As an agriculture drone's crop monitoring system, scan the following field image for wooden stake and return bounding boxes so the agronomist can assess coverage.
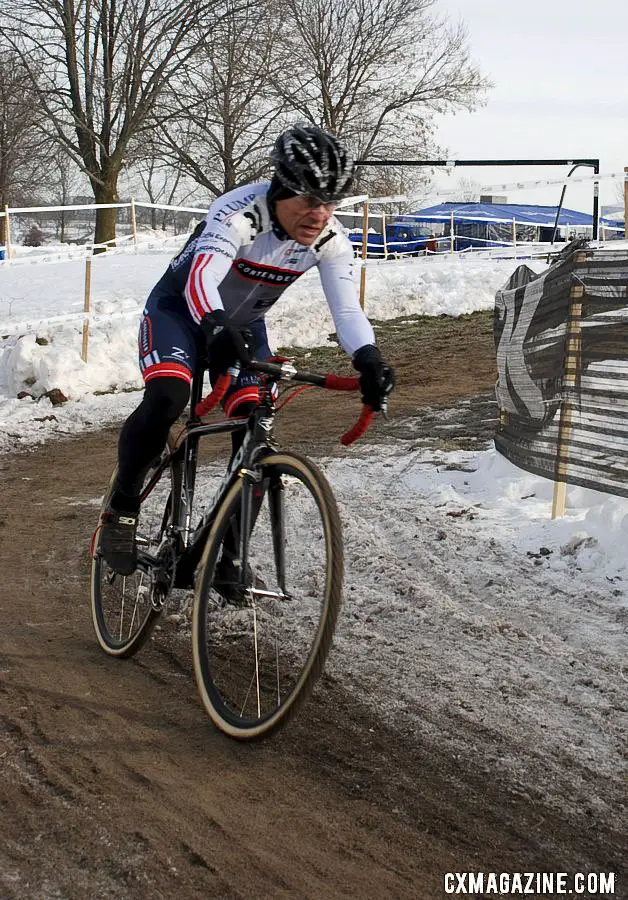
[551,280,584,518]
[624,167,628,238]
[130,197,138,246]
[381,211,388,260]
[4,205,12,259]
[81,257,92,362]
[359,200,369,310]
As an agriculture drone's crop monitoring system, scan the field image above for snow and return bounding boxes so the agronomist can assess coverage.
[1,239,626,810]
[0,242,533,448]
[165,443,627,815]
[326,445,627,811]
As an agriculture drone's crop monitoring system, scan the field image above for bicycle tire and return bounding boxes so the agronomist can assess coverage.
[90,444,184,658]
[192,450,343,740]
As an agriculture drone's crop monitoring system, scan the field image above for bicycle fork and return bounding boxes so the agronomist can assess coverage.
[237,468,287,596]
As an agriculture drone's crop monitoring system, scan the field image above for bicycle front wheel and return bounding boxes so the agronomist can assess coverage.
[192,451,343,740]
[91,454,182,658]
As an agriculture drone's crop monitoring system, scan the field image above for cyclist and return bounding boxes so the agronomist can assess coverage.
[100,123,395,575]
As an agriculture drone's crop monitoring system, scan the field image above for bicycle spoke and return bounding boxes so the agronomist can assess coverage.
[193,452,343,739]
[252,603,261,719]
[92,459,184,658]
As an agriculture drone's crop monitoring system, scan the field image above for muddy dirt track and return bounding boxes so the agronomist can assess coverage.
[1,313,625,898]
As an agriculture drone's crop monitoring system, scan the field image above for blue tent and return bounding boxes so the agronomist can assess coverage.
[345,201,625,257]
[383,201,624,253]
[397,201,623,231]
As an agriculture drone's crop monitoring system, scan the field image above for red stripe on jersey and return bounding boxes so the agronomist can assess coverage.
[142,362,192,384]
[224,386,261,418]
[186,253,214,321]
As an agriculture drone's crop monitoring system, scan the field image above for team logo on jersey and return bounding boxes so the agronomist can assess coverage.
[170,346,189,362]
[139,315,153,354]
[213,193,257,223]
[233,258,302,285]
[198,230,239,253]
[169,220,205,270]
[282,244,308,265]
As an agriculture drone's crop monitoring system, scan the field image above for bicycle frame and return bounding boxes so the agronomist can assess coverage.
[135,368,279,591]
[130,355,372,598]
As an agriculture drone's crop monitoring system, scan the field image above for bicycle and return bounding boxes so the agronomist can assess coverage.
[90,358,375,740]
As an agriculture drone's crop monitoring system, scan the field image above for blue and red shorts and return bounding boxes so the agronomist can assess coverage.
[137,298,273,418]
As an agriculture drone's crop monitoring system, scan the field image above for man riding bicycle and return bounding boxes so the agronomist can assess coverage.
[100,124,395,576]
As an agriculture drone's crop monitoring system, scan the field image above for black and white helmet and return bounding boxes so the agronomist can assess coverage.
[270,124,355,203]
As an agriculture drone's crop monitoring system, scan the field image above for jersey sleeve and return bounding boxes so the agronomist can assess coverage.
[183,208,249,324]
[317,232,375,356]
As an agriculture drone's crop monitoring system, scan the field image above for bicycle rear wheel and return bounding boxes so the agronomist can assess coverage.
[192,451,343,740]
[90,452,183,658]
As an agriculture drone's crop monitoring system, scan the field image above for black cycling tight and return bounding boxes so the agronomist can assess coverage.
[113,376,251,509]
[115,377,190,502]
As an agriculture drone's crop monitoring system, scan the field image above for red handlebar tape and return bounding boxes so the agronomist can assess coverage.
[194,372,232,417]
[324,374,360,391]
[341,406,375,446]
[194,369,373,445]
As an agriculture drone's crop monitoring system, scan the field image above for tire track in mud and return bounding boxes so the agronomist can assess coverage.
[1,313,625,897]
[2,427,625,899]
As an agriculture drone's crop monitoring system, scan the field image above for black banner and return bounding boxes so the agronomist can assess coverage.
[494,240,628,497]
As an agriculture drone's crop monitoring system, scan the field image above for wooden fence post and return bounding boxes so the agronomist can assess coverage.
[381,211,388,260]
[624,167,628,237]
[130,197,138,247]
[81,256,92,363]
[551,279,584,518]
[4,205,12,259]
[359,200,369,310]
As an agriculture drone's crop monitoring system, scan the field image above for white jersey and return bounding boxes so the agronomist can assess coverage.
[159,182,375,356]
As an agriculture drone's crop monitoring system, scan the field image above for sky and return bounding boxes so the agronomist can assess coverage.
[432,0,628,212]
[0,239,626,812]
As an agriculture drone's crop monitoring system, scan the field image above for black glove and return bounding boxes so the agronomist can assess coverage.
[201,309,252,373]
[352,344,395,412]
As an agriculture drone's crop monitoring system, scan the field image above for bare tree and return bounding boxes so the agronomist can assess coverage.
[49,154,88,241]
[274,0,490,189]
[1,0,244,248]
[152,0,289,196]
[354,164,433,213]
[0,47,51,246]
[125,145,202,231]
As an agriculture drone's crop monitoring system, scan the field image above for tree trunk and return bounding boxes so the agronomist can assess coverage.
[92,181,119,253]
